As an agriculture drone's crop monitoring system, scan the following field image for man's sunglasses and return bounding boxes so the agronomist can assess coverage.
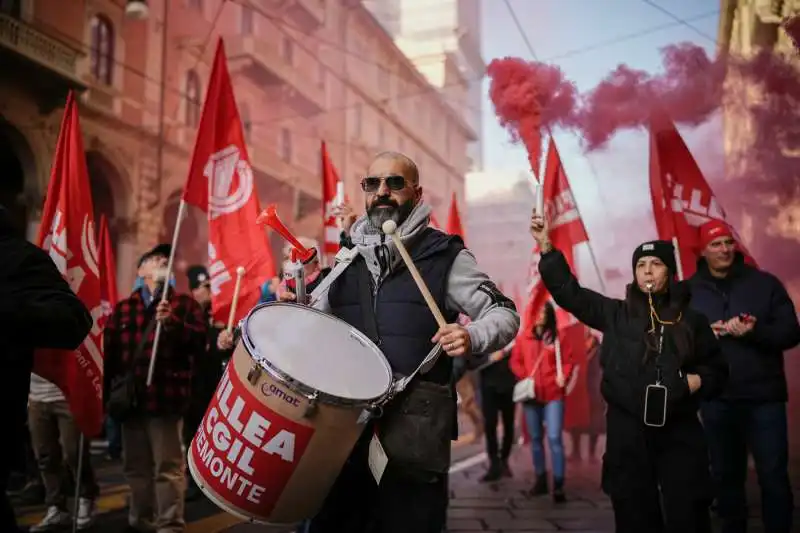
[360,175,407,193]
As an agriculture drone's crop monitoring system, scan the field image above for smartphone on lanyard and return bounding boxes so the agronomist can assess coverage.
[643,325,668,428]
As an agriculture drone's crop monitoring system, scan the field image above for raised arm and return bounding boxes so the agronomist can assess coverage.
[530,212,618,332]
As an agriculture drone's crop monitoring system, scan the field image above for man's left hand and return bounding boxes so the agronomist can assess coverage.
[726,316,756,337]
[432,323,472,357]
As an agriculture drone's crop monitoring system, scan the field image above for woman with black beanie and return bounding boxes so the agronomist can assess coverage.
[530,213,728,533]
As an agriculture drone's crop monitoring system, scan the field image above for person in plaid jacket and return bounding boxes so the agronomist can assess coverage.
[103,244,206,533]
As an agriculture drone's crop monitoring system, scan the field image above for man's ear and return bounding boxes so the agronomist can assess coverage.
[415,185,424,202]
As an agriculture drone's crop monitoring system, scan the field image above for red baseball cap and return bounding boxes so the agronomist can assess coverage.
[698,220,733,250]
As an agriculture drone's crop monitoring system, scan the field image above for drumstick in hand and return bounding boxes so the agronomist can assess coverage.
[382,220,446,328]
[226,266,246,333]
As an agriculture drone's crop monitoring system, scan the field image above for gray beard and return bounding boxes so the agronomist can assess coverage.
[367,206,401,231]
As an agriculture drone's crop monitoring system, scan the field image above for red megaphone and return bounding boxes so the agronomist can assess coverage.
[256,204,317,264]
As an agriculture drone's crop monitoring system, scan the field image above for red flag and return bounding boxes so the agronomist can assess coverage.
[649,115,756,279]
[513,138,590,426]
[445,192,465,240]
[97,214,118,329]
[35,92,104,438]
[182,38,275,324]
[321,141,341,260]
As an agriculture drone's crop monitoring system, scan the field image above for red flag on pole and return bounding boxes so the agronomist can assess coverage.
[35,92,104,438]
[182,38,275,324]
[445,192,465,240]
[321,141,342,260]
[514,138,591,428]
[97,214,118,329]
[649,114,756,279]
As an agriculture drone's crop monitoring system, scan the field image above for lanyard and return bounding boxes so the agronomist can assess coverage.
[655,324,664,385]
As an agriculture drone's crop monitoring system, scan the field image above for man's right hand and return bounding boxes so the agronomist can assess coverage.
[331,203,357,235]
[277,290,296,302]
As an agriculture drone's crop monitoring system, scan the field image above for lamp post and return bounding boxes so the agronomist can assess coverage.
[125,0,168,211]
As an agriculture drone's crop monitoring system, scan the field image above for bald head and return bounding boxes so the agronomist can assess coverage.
[370,151,419,185]
[364,151,422,229]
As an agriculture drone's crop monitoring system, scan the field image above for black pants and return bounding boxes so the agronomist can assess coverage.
[480,386,515,461]
[612,495,711,533]
[701,400,793,533]
[308,436,448,533]
[604,408,712,533]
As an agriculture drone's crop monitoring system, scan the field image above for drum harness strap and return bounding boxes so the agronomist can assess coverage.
[309,246,446,407]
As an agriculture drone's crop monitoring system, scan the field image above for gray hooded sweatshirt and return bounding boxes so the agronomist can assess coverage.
[313,202,520,355]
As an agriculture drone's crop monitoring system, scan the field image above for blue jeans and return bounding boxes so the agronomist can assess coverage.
[701,400,793,533]
[105,416,122,459]
[523,399,565,480]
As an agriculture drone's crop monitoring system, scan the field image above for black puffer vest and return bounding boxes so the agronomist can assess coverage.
[328,228,464,384]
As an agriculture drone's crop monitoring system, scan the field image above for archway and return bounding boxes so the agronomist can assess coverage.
[0,117,37,238]
[86,151,120,258]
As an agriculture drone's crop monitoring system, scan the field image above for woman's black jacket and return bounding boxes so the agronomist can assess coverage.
[539,248,728,422]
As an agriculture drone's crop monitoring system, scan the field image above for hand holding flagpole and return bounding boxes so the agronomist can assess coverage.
[227,266,246,333]
[146,200,187,388]
[335,181,344,230]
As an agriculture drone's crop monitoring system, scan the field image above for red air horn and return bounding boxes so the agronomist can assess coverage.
[256,204,317,264]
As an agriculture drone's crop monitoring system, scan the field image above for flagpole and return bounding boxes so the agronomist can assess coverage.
[146,199,187,387]
[548,137,608,294]
[71,434,85,533]
[672,236,685,281]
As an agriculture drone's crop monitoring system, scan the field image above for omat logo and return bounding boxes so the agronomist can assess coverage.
[260,383,300,407]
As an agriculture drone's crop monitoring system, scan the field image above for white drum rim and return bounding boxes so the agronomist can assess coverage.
[241,302,393,409]
[187,447,302,528]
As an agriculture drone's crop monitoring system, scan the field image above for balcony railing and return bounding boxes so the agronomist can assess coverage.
[249,140,319,198]
[0,13,81,82]
[289,0,325,29]
[227,35,325,114]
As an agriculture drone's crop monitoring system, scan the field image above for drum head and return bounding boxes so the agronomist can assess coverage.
[244,303,393,402]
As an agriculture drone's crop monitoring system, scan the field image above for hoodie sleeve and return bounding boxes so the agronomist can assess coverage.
[445,250,521,355]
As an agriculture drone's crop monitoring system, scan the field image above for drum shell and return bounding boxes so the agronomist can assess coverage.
[188,341,367,527]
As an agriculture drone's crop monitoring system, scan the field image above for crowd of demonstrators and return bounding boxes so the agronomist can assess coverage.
[689,221,800,533]
[0,203,93,533]
[510,301,573,502]
[533,210,730,532]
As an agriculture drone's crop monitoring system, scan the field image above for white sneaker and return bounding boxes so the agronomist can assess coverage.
[30,506,71,531]
[76,497,96,530]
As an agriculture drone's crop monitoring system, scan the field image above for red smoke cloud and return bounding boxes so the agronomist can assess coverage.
[487,58,577,177]
[487,43,799,196]
[784,15,800,53]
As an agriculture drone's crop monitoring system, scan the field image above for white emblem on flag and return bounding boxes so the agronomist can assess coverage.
[208,242,232,296]
[204,145,254,220]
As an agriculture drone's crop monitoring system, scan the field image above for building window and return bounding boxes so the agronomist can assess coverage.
[353,104,362,139]
[280,128,292,162]
[240,103,251,143]
[89,15,114,85]
[188,0,203,10]
[281,36,294,64]
[0,0,21,17]
[241,6,253,34]
[185,70,202,127]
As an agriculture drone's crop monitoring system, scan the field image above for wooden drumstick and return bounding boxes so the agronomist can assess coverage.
[382,220,447,328]
[226,266,246,333]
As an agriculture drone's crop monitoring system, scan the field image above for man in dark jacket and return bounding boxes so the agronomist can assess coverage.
[688,220,800,533]
[0,204,92,533]
[183,265,232,500]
